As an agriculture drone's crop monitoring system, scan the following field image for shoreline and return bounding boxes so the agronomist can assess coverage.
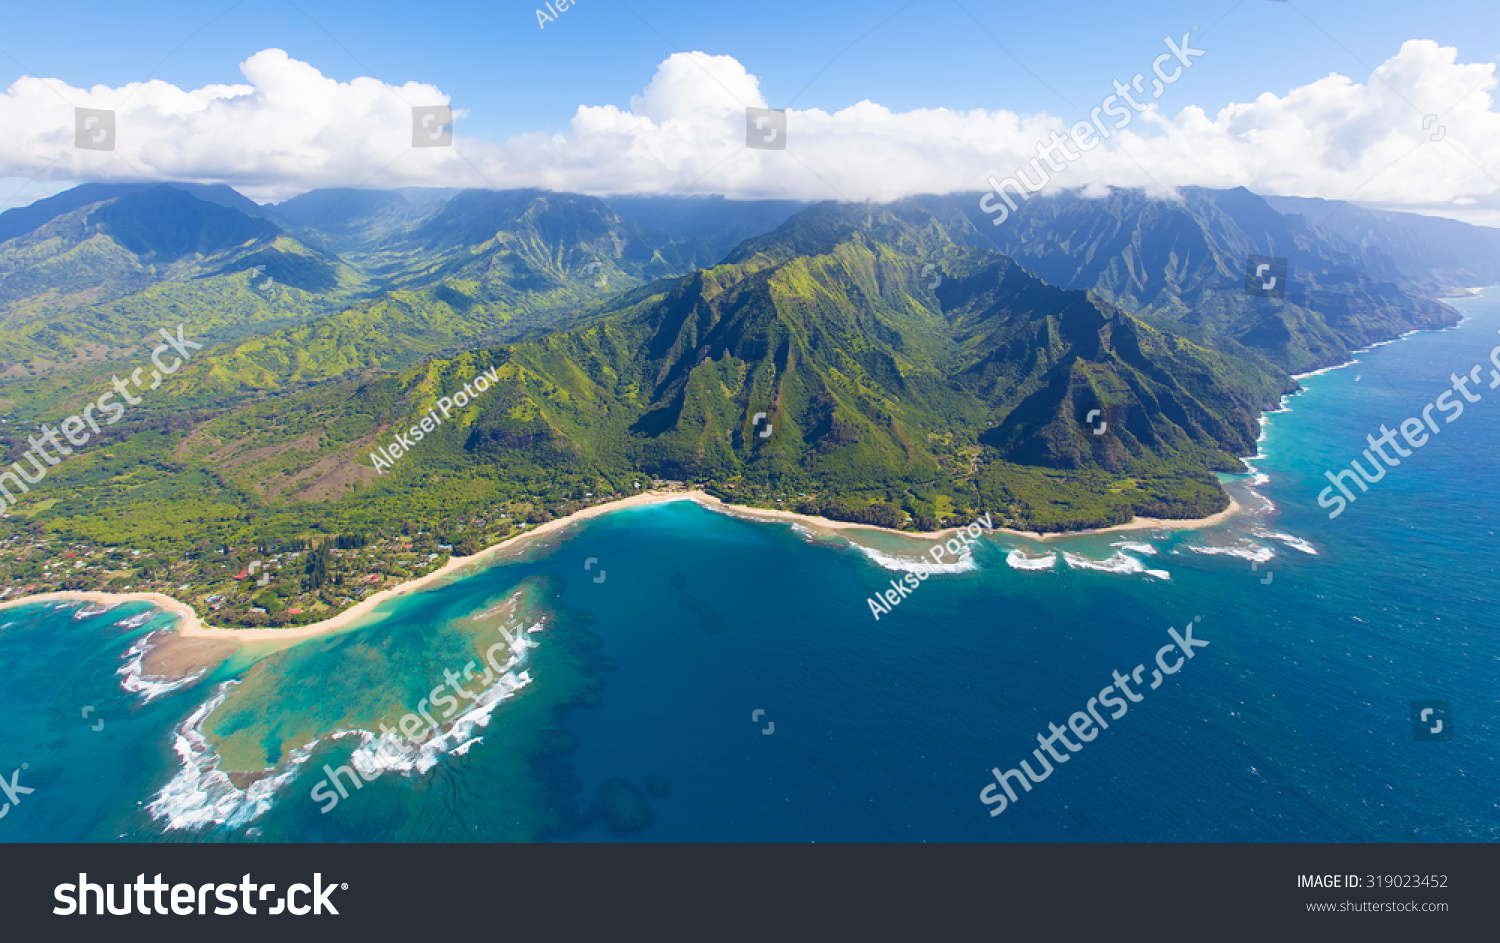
[0,489,704,641]
[1288,291,1487,382]
[20,301,1477,643]
[0,589,207,632]
[0,487,1242,646]
[692,491,1242,544]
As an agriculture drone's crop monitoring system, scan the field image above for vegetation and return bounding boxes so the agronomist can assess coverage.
[0,188,1461,623]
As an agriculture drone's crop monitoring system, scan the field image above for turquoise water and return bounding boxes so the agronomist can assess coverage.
[2,292,1498,842]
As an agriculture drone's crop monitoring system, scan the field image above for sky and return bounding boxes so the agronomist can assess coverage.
[1,0,1498,223]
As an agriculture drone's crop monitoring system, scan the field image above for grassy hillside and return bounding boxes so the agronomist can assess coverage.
[0,190,1470,624]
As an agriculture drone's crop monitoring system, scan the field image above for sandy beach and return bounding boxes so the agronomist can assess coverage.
[0,589,206,630]
[180,488,705,641]
[0,589,242,681]
[695,491,1242,543]
[0,487,1241,654]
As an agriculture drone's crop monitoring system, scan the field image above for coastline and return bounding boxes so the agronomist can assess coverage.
[692,491,1242,544]
[0,589,207,631]
[0,489,705,642]
[0,487,1242,648]
[36,294,1483,648]
[1287,291,1486,383]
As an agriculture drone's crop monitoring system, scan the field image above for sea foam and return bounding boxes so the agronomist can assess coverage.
[1005,549,1058,571]
[150,617,547,830]
[114,610,156,629]
[1109,541,1158,556]
[74,602,121,620]
[338,658,536,778]
[854,543,977,574]
[117,631,208,703]
[147,682,320,831]
[1253,528,1318,555]
[1062,551,1169,580]
[1185,542,1274,563]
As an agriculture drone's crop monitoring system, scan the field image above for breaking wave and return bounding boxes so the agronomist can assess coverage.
[147,682,320,831]
[854,543,977,574]
[1005,549,1058,571]
[117,631,208,703]
[1062,551,1169,580]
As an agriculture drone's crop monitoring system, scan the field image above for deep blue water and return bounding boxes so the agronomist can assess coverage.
[2,292,1497,842]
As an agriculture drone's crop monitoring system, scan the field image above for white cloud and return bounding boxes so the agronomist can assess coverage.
[1,41,1497,223]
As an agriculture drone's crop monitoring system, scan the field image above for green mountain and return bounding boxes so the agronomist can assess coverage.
[177,190,730,395]
[0,186,731,396]
[1263,194,1500,294]
[0,183,370,374]
[368,188,718,295]
[0,189,1478,513]
[4,185,1490,622]
[93,203,1293,540]
[913,187,1460,374]
[602,194,812,263]
[268,187,446,244]
[450,203,1286,526]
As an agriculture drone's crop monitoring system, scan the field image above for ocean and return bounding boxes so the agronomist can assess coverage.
[2,291,1497,843]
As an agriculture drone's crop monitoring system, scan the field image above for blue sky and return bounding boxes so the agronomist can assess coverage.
[2,1,1498,220]
[4,0,1495,138]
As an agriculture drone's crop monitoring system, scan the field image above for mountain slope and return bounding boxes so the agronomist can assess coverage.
[149,204,1290,533]
[174,190,730,394]
[911,187,1460,374]
[1263,195,1500,293]
[0,185,731,391]
[5,184,1483,570]
[0,184,368,373]
[602,194,812,263]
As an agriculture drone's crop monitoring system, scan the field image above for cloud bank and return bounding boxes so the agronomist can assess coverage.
[1,41,1497,222]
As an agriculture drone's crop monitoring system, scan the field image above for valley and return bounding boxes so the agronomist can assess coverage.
[0,183,1486,626]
